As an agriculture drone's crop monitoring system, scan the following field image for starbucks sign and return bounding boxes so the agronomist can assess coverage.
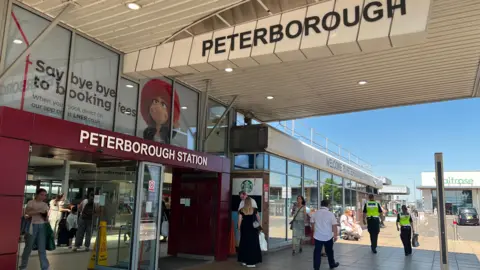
[241,180,254,194]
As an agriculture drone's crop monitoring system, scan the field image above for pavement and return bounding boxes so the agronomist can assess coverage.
[187,220,480,270]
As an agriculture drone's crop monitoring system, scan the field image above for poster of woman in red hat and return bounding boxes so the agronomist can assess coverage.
[137,79,180,144]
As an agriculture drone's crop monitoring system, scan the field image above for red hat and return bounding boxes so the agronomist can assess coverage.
[140,79,180,126]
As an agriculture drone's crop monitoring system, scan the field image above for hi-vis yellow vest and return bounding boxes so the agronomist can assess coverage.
[366,201,379,217]
[399,214,411,226]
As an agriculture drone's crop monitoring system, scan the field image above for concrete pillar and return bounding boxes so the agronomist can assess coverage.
[62,160,70,198]
[422,189,433,212]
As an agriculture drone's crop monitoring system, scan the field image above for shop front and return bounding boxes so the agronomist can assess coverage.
[229,124,382,249]
[0,107,231,270]
[420,172,480,215]
[0,3,234,269]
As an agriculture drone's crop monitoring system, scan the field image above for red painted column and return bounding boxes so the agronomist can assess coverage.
[215,172,231,261]
[0,137,30,269]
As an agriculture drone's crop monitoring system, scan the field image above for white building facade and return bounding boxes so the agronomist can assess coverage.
[419,172,480,214]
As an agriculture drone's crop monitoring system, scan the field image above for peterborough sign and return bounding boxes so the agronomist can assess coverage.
[124,0,432,76]
[202,0,407,57]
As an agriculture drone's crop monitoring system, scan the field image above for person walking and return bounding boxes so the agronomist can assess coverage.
[396,205,414,256]
[74,193,96,252]
[363,194,383,254]
[312,200,340,270]
[291,195,306,255]
[237,197,262,268]
[19,188,50,270]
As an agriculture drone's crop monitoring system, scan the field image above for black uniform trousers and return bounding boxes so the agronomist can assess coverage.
[400,226,412,255]
[367,217,380,250]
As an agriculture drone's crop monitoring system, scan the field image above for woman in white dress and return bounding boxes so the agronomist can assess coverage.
[349,210,363,237]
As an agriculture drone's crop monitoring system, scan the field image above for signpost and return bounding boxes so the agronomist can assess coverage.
[435,153,449,270]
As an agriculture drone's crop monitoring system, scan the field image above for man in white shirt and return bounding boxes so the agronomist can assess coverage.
[238,191,258,210]
[311,200,340,270]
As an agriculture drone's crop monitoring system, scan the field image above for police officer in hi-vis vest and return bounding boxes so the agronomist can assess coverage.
[363,194,383,254]
[396,205,414,256]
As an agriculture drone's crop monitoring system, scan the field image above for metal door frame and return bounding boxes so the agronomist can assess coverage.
[130,161,164,270]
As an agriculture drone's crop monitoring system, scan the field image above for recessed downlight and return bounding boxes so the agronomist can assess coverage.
[181,106,188,110]
[13,39,23,44]
[266,96,274,100]
[126,2,141,10]
[225,67,233,72]
[126,84,134,88]
[358,80,368,85]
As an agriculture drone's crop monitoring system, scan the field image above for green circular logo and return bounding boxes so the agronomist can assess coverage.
[241,180,254,194]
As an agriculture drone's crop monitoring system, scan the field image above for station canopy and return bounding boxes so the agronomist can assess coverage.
[25,0,480,122]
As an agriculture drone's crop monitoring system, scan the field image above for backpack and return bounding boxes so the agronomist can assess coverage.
[81,201,95,220]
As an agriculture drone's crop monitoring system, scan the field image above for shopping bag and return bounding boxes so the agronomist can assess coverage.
[259,232,268,251]
[161,220,169,237]
[412,233,420,247]
[45,223,56,251]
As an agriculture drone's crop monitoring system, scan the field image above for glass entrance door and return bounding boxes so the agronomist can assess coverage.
[131,162,163,270]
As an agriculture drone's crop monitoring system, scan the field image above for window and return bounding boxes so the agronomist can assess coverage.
[65,35,119,129]
[115,78,138,135]
[366,186,373,194]
[171,82,198,150]
[287,176,302,240]
[236,112,245,126]
[269,172,287,244]
[270,155,286,174]
[234,154,255,170]
[320,170,332,184]
[255,153,268,170]
[205,99,229,154]
[287,161,301,177]
[1,6,71,119]
[304,166,318,209]
[332,175,343,186]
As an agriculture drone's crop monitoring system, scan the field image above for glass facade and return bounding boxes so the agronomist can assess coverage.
[0,5,230,156]
[234,153,377,244]
[432,190,473,215]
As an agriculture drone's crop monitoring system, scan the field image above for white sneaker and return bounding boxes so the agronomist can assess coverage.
[242,263,246,266]
[246,265,256,268]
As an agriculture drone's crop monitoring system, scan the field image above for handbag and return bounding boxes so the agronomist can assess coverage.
[45,223,56,251]
[161,213,169,237]
[289,206,304,230]
[253,210,260,229]
[412,233,420,247]
[259,232,268,251]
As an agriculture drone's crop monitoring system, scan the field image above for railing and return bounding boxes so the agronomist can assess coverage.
[270,120,373,173]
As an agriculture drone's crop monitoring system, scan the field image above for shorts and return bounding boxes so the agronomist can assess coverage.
[69,228,78,239]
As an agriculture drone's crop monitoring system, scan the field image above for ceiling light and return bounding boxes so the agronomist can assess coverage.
[126,84,134,88]
[126,2,141,10]
[181,106,188,110]
[225,67,233,72]
[358,80,368,85]
[13,39,23,44]
[266,96,274,100]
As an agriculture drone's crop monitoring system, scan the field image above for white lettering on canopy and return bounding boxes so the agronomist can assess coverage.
[79,130,208,167]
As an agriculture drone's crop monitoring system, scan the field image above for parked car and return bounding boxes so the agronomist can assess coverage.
[457,207,479,226]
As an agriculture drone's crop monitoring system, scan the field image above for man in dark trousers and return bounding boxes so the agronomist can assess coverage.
[396,205,414,256]
[363,194,383,254]
[311,200,340,270]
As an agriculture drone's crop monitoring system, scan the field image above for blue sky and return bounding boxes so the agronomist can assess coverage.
[287,98,480,201]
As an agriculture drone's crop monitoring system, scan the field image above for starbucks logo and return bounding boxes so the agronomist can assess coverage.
[241,180,254,193]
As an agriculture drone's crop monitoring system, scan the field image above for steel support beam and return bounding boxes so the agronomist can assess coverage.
[205,95,238,142]
[0,0,13,72]
[0,2,73,81]
[198,79,211,152]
